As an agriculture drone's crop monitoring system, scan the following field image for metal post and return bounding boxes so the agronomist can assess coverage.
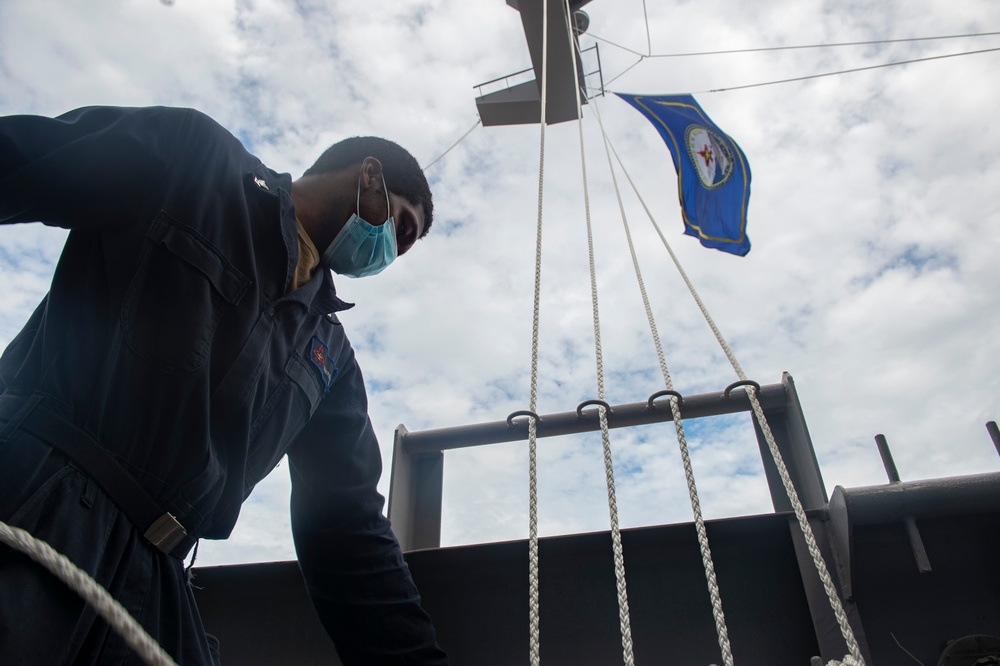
[987,421,1000,458]
[387,425,444,552]
[751,373,828,513]
[874,434,900,483]
[870,433,931,573]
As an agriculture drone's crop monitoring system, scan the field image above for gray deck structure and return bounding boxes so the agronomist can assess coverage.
[474,0,598,126]
[194,374,1000,664]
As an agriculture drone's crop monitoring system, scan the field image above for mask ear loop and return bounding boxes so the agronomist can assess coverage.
[355,163,364,216]
[358,160,392,227]
[381,173,391,225]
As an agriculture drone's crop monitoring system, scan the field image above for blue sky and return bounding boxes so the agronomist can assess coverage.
[1,0,998,565]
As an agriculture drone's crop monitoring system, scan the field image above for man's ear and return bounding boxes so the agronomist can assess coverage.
[359,156,384,192]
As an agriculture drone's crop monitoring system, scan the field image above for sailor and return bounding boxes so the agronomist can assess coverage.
[0,106,448,664]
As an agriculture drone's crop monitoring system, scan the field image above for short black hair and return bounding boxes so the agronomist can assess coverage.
[304,136,433,237]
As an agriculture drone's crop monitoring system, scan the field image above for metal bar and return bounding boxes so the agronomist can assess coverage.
[788,515,872,664]
[872,433,932,573]
[388,425,416,551]
[400,381,788,455]
[874,433,901,483]
[834,472,1000,525]
[595,40,605,95]
[903,517,932,573]
[750,373,827,513]
[410,453,444,550]
[475,66,535,90]
[579,42,599,99]
[987,421,1000,457]
[388,425,445,551]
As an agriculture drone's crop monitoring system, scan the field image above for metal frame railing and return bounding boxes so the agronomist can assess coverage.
[473,43,605,101]
[388,372,827,552]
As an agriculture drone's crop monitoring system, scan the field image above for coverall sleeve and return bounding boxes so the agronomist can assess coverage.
[287,352,449,665]
[0,106,187,229]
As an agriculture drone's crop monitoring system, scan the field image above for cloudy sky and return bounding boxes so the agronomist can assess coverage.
[1,0,998,567]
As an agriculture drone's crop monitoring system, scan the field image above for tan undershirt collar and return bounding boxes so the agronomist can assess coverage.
[290,218,320,292]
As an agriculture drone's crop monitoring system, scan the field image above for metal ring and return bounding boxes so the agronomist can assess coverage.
[646,390,683,411]
[724,380,761,399]
[576,399,612,418]
[507,410,541,428]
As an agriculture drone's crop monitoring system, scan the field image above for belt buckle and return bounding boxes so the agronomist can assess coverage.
[144,512,188,554]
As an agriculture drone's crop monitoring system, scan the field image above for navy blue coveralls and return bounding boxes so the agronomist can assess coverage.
[0,106,448,664]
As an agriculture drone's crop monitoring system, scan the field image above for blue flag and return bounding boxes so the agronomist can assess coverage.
[616,93,751,256]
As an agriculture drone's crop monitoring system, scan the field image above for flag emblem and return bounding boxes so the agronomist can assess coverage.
[687,126,733,188]
[615,93,751,256]
[308,336,339,394]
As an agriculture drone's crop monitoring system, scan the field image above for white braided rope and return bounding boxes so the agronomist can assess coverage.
[745,392,865,664]
[526,0,550,663]
[562,4,635,663]
[605,141,866,665]
[581,172,636,666]
[591,97,734,666]
[421,118,481,172]
[604,140,746,376]
[0,519,177,666]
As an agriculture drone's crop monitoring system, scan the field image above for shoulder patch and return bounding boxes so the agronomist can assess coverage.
[308,336,339,394]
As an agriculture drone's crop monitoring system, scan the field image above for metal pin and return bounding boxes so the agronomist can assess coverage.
[987,421,1000,458]
[874,434,931,573]
[874,433,900,483]
[903,517,932,573]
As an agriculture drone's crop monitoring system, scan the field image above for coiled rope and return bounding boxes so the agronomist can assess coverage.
[0,518,177,666]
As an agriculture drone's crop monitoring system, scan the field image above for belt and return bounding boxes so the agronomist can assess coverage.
[0,393,196,559]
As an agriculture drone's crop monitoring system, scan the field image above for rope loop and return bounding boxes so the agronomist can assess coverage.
[0,519,178,666]
[507,410,542,428]
[576,399,613,418]
[646,389,683,411]
[723,379,761,399]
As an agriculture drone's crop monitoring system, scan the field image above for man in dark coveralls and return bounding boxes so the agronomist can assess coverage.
[0,106,449,664]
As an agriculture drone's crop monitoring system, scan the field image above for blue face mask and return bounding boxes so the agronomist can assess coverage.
[321,172,397,278]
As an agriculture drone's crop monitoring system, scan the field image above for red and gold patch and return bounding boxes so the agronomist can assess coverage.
[308,336,339,394]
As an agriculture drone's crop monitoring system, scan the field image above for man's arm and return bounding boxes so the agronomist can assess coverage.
[287,351,448,665]
[0,106,189,229]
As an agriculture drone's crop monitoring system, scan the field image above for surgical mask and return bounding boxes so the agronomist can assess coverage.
[321,172,397,278]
